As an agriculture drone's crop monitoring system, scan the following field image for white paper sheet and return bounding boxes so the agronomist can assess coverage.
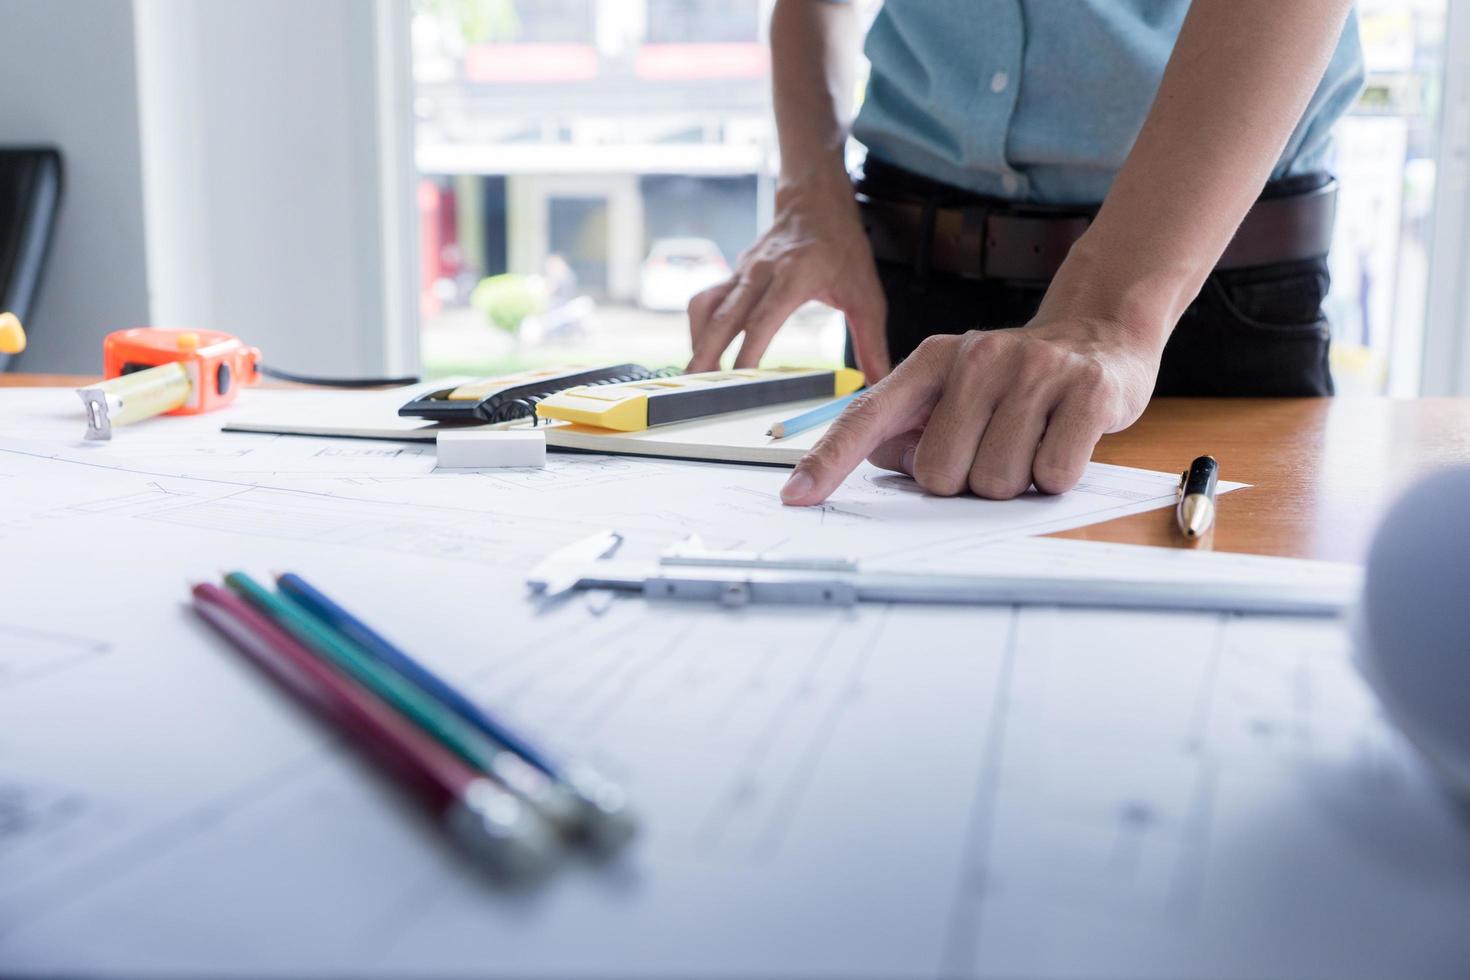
[3,394,1464,979]
[0,391,1246,567]
[0,389,1245,552]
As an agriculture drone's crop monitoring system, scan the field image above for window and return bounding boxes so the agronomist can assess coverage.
[410,1,1454,394]
[1327,0,1448,395]
[411,0,842,378]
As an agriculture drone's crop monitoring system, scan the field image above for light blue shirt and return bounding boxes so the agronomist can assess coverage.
[850,1,1365,205]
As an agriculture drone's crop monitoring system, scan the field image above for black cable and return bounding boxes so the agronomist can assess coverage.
[258,365,420,388]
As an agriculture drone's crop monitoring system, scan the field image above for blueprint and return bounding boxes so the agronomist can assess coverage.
[0,386,1245,568]
[0,391,1465,978]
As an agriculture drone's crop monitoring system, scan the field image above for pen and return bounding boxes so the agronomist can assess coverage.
[276,572,637,850]
[190,582,554,878]
[767,391,860,440]
[1176,455,1220,539]
[223,572,589,841]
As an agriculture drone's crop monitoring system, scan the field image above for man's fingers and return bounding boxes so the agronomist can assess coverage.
[847,308,892,382]
[733,279,806,369]
[687,278,733,335]
[781,339,952,506]
[909,342,1000,496]
[688,276,761,373]
[687,272,770,373]
[1032,389,1110,494]
[966,388,1055,499]
[867,428,923,476]
[686,279,736,370]
[837,268,891,381]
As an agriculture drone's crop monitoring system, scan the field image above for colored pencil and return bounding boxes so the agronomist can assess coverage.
[190,582,554,877]
[767,391,860,440]
[278,573,557,770]
[275,572,637,851]
[223,572,585,836]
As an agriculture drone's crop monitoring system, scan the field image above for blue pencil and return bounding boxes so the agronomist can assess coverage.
[767,391,861,440]
[275,572,637,848]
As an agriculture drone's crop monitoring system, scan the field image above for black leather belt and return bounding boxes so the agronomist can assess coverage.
[858,179,1337,282]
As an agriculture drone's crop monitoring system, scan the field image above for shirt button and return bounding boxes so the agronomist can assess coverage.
[990,71,1009,94]
[1001,171,1020,195]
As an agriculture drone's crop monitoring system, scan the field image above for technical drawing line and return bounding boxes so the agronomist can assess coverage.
[572,621,696,739]
[0,780,92,848]
[464,612,621,707]
[63,487,198,515]
[705,642,785,736]
[1169,759,1221,925]
[694,616,847,853]
[750,609,887,861]
[865,492,1178,565]
[1184,614,1231,755]
[626,619,719,709]
[1168,614,1230,923]
[553,635,658,737]
[937,606,1021,978]
[0,625,112,689]
[0,444,574,522]
[0,623,109,654]
[0,750,331,940]
[352,865,457,961]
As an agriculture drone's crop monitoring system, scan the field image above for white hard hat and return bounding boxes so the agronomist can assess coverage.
[1356,465,1470,803]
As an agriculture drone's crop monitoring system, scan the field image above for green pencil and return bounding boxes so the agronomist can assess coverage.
[223,571,581,831]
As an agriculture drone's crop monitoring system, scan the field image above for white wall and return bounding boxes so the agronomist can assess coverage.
[0,0,152,374]
[134,0,418,378]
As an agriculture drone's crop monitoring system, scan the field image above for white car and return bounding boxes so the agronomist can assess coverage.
[638,238,730,312]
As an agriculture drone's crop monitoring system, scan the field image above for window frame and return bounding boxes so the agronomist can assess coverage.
[1420,0,1470,395]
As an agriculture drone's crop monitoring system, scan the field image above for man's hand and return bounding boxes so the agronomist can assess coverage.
[780,317,1162,504]
[689,0,881,377]
[771,0,1355,506]
[686,173,891,380]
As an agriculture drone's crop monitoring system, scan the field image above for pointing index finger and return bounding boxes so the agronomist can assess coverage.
[780,342,950,505]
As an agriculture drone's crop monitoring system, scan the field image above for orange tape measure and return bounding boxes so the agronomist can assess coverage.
[78,328,262,439]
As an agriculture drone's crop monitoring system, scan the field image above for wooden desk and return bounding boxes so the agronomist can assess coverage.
[1060,397,1470,563]
[8,375,1470,563]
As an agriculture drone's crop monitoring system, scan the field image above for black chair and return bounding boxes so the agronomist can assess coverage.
[0,147,63,371]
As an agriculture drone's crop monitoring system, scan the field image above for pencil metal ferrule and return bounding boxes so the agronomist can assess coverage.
[564,764,640,852]
[487,751,583,831]
[446,778,559,879]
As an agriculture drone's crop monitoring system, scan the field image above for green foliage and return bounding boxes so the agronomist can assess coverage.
[470,274,545,334]
[413,0,522,43]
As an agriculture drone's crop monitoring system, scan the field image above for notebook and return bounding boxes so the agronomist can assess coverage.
[222,383,832,467]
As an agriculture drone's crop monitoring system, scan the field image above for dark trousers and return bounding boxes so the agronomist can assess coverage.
[850,160,1335,397]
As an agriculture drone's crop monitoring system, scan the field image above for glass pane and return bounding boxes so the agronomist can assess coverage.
[411,0,847,379]
[412,2,1448,392]
[1327,0,1447,395]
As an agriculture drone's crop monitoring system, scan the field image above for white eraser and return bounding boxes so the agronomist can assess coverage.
[435,429,546,469]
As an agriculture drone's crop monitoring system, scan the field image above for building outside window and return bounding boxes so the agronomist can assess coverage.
[411,0,835,377]
[411,0,1450,396]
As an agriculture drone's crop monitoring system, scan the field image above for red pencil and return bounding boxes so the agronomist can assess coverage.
[190,582,556,878]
